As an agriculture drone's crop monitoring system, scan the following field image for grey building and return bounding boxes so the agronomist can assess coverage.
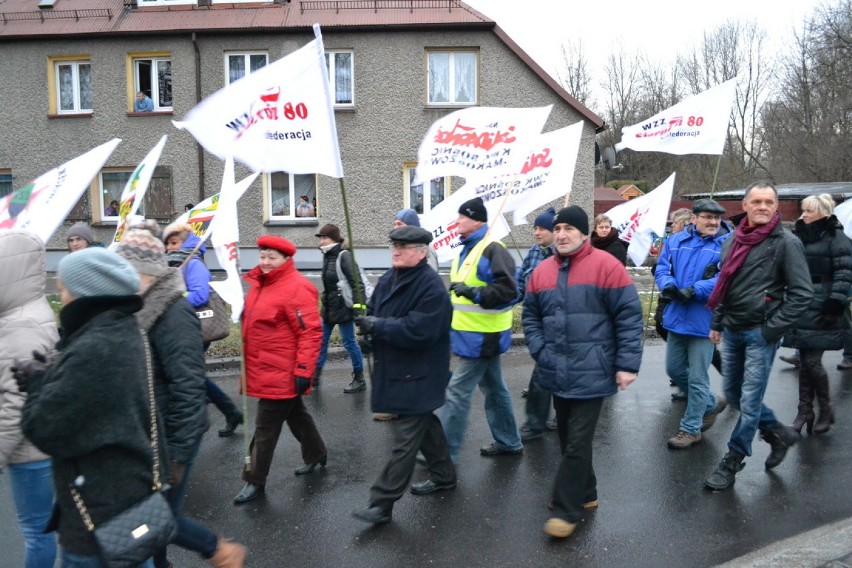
[0,0,604,269]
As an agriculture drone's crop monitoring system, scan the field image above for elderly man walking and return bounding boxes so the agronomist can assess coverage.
[704,181,812,491]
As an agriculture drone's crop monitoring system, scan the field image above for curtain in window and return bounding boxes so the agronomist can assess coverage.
[229,55,246,84]
[430,178,445,209]
[270,172,291,216]
[334,52,352,104]
[454,52,475,103]
[157,60,172,107]
[250,54,267,73]
[78,63,92,111]
[428,52,449,103]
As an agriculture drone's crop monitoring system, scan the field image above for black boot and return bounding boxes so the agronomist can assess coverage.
[704,451,745,491]
[344,369,366,393]
[813,372,834,434]
[313,366,323,385]
[791,367,815,434]
[762,423,800,469]
[218,408,244,438]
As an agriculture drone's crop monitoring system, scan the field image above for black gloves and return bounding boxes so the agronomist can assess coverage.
[295,376,311,395]
[660,285,678,302]
[450,282,478,301]
[357,334,374,355]
[822,298,846,317]
[11,351,53,393]
[354,315,377,336]
[702,262,720,280]
[661,285,694,304]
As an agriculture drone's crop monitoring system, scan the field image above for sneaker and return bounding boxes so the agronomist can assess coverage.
[704,452,745,491]
[479,442,524,456]
[544,518,577,538]
[701,396,728,432]
[779,353,800,368]
[667,430,701,449]
[521,388,529,398]
[671,388,687,401]
[545,418,558,431]
[762,423,800,469]
[838,358,852,370]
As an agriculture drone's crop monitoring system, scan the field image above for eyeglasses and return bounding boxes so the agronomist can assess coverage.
[696,214,722,221]
[389,243,423,251]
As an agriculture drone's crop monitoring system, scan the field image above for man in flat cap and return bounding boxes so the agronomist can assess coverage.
[352,226,455,525]
[655,198,733,450]
[440,197,523,462]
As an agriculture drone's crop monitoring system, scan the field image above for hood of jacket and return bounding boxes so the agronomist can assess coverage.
[135,268,187,331]
[0,230,48,315]
[182,232,207,255]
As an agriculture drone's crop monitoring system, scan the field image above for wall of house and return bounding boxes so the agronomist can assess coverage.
[0,28,597,268]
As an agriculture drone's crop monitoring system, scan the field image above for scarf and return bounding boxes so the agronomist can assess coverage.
[706,211,780,310]
[591,228,619,250]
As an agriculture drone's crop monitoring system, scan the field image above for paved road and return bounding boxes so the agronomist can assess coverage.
[3,341,852,567]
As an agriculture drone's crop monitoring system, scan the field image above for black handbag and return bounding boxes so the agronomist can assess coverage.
[196,288,231,343]
[70,332,177,568]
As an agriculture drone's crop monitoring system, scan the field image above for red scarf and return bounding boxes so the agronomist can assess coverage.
[706,211,780,310]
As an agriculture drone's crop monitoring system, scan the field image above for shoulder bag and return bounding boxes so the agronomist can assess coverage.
[196,287,231,343]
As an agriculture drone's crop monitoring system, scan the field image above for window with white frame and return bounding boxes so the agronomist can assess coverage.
[134,57,172,110]
[427,49,477,106]
[266,172,317,220]
[0,169,13,198]
[226,52,268,85]
[324,50,354,106]
[404,163,449,215]
[96,170,143,221]
[55,60,92,113]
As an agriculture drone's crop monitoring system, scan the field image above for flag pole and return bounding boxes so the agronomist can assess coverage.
[709,154,723,199]
[231,249,252,473]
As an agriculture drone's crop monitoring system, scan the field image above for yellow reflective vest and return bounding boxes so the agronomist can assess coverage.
[449,237,513,333]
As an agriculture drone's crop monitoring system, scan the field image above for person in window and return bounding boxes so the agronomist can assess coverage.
[135,91,154,112]
[105,200,119,217]
[295,195,315,218]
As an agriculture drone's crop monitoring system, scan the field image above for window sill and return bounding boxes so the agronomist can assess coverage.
[425,103,478,109]
[92,221,118,227]
[334,105,356,113]
[48,113,94,119]
[263,219,320,227]
[127,111,174,116]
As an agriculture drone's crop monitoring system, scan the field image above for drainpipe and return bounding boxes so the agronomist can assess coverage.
[192,32,204,204]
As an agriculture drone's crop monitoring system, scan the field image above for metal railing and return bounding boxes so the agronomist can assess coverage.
[301,0,462,13]
[1,8,111,23]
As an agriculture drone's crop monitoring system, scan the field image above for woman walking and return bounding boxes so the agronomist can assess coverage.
[784,194,852,434]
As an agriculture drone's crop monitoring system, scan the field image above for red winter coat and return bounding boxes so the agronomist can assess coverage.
[242,260,322,399]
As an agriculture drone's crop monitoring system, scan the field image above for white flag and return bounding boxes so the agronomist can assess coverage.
[604,173,676,266]
[0,139,121,242]
[414,105,552,185]
[834,199,852,241]
[175,173,258,241]
[208,156,246,322]
[174,24,343,178]
[110,135,168,247]
[615,78,738,155]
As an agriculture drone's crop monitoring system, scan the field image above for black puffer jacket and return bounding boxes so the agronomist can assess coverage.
[22,296,154,556]
[320,242,356,325]
[783,215,852,351]
[135,269,208,464]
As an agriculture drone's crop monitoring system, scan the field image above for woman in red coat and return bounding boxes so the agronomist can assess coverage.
[234,236,328,505]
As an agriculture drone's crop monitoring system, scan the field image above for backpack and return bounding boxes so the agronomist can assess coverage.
[335,250,374,308]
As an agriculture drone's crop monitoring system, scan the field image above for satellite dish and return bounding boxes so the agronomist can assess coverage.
[602,146,617,170]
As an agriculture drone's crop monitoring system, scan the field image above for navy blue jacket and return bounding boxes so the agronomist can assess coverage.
[368,259,452,415]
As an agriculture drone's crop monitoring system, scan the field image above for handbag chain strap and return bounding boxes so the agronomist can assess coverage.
[70,330,161,532]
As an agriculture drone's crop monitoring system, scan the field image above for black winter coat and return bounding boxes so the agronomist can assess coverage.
[320,243,356,325]
[22,296,154,556]
[368,259,452,415]
[591,229,628,265]
[783,215,852,351]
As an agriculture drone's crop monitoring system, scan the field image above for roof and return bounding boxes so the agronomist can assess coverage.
[0,0,605,130]
[594,187,623,201]
[683,182,852,200]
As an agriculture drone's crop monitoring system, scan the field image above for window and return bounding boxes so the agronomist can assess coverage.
[403,163,449,215]
[427,49,478,106]
[265,173,317,220]
[324,50,354,106]
[226,52,268,85]
[95,170,135,222]
[90,166,173,223]
[0,169,12,198]
[49,57,92,114]
[133,56,172,111]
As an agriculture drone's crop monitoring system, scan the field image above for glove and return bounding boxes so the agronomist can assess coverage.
[702,262,720,280]
[822,298,846,317]
[673,287,695,304]
[450,282,478,301]
[295,376,311,395]
[11,351,53,393]
[357,334,374,355]
[167,461,186,487]
[660,285,679,302]
[354,315,377,336]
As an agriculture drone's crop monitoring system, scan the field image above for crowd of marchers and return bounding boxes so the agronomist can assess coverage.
[2,180,850,567]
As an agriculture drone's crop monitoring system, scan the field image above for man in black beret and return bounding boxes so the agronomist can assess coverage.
[352,226,455,525]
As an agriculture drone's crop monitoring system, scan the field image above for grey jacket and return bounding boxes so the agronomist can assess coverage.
[711,220,812,343]
[0,230,58,468]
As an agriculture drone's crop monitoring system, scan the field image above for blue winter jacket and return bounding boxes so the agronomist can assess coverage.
[654,221,732,337]
[180,233,211,308]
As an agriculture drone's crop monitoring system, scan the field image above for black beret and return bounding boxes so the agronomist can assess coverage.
[692,199,726,215]
[388,225,433,245]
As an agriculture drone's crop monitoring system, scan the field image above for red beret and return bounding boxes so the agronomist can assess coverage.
[257,235,297,257]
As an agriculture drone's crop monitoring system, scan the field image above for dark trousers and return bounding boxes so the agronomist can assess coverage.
[369,413,455,513]
[551,396,604,523]
[524,364,552,432]
[242,397,327,486]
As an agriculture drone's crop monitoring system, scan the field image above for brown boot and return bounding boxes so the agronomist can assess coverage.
[209,538,246,568]
[812,369,834,435]
[791,367,815,434]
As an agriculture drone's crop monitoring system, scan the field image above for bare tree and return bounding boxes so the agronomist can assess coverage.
[555,39,594,108]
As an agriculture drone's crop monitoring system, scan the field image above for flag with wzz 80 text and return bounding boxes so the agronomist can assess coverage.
[174,24,343,178]
[615,78,738,156]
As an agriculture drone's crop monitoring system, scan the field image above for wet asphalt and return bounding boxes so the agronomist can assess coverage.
[3,340,852,568]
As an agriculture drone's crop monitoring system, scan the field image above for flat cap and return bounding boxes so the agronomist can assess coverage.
[257,235,297,256]
[389,225,432,245]
[693,199,726,215]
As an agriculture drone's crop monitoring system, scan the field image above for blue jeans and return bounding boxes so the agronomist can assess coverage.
[722,327,781,457]
[61,550,153,568]
[316,320,363,372]
[666,331,718,435]
[7,459,56,568]
[439,356,522,461]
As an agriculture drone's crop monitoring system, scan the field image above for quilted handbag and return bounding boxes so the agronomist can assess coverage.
[71,332,177,567]
[196,287,230,343]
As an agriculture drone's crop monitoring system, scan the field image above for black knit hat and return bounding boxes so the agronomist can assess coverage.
[458,197,488,223]
[554,206,590,235]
